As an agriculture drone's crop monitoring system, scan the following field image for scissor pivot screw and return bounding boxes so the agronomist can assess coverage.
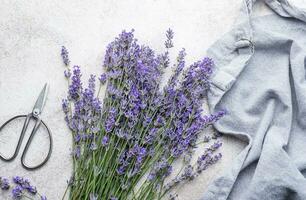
[33,109,40,116]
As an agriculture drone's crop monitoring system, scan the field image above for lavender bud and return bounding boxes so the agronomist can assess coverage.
[64,70,71,78]
[61,46,70,66]
[12,185,23,199]
[99,73,107,85]
[101,135,109,147]
[0,177,10,190]
[41,196,47,200]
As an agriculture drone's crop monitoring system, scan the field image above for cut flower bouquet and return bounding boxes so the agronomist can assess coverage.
[61,29,225,200]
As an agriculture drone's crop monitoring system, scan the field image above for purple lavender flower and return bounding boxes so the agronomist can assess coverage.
[181,165,195,180]
[148,158,173,181]
[12,176,23,185]
[144,128,158,144]
[165,29,174,49]
[26,185,37,194]
[133,146,147,173]
[61,29,225,199]
[107,84,122,99]
[202,57,214,69]
[12,176,38,195]
[62,99,70,117]
[74,146,81,158]
[61,46,70,66]
[99,73,107,85]
[0,177,10,190]
[164,143,222,191]
[169,48,186,87]
[101,135,109,146]
[108,70,122,79]
[88,74,96,94]
[196,141,222,173]
[104,107,117,133]
[212,140,223,149]
[12,185,23,199]
[116,166,126,175]
[41,195,47,200]
[154,115,165,127]
[11,176,46,199]
[202,110,227,125]
[69,66,82,101]
[64,70,71,78]
[74,134,81,143]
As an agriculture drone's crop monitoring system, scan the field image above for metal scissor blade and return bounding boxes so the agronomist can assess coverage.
[32,83,49,116]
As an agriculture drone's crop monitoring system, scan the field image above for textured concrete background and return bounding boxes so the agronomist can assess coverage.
[0,1,270,199]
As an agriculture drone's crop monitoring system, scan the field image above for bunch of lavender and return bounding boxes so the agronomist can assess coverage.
[61,29,225,200]
[0,176,46,200]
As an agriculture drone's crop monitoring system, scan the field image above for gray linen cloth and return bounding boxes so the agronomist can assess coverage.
[202,0,306,199]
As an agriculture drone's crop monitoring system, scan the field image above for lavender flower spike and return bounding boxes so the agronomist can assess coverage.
[61,46,70,66]
[104,107,117,133]
[165,28,174,49]
[99,73,107,85]
[68,66,82,101]
[12,185,23,199]
[0,177,10,190]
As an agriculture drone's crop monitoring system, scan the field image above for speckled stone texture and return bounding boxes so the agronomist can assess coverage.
[0,1,270,199]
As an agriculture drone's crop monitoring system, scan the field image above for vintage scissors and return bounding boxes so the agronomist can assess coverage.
[0,83,53,170]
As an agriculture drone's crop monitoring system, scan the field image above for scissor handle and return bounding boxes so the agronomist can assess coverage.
[21,115,53,170]
[0,114,29,162]
[0,114,53,170]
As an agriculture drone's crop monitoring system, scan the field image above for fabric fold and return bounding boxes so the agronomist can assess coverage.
[202,0,306,199]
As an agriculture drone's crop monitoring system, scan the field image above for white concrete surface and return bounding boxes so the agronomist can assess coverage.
[0,1,271,199]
